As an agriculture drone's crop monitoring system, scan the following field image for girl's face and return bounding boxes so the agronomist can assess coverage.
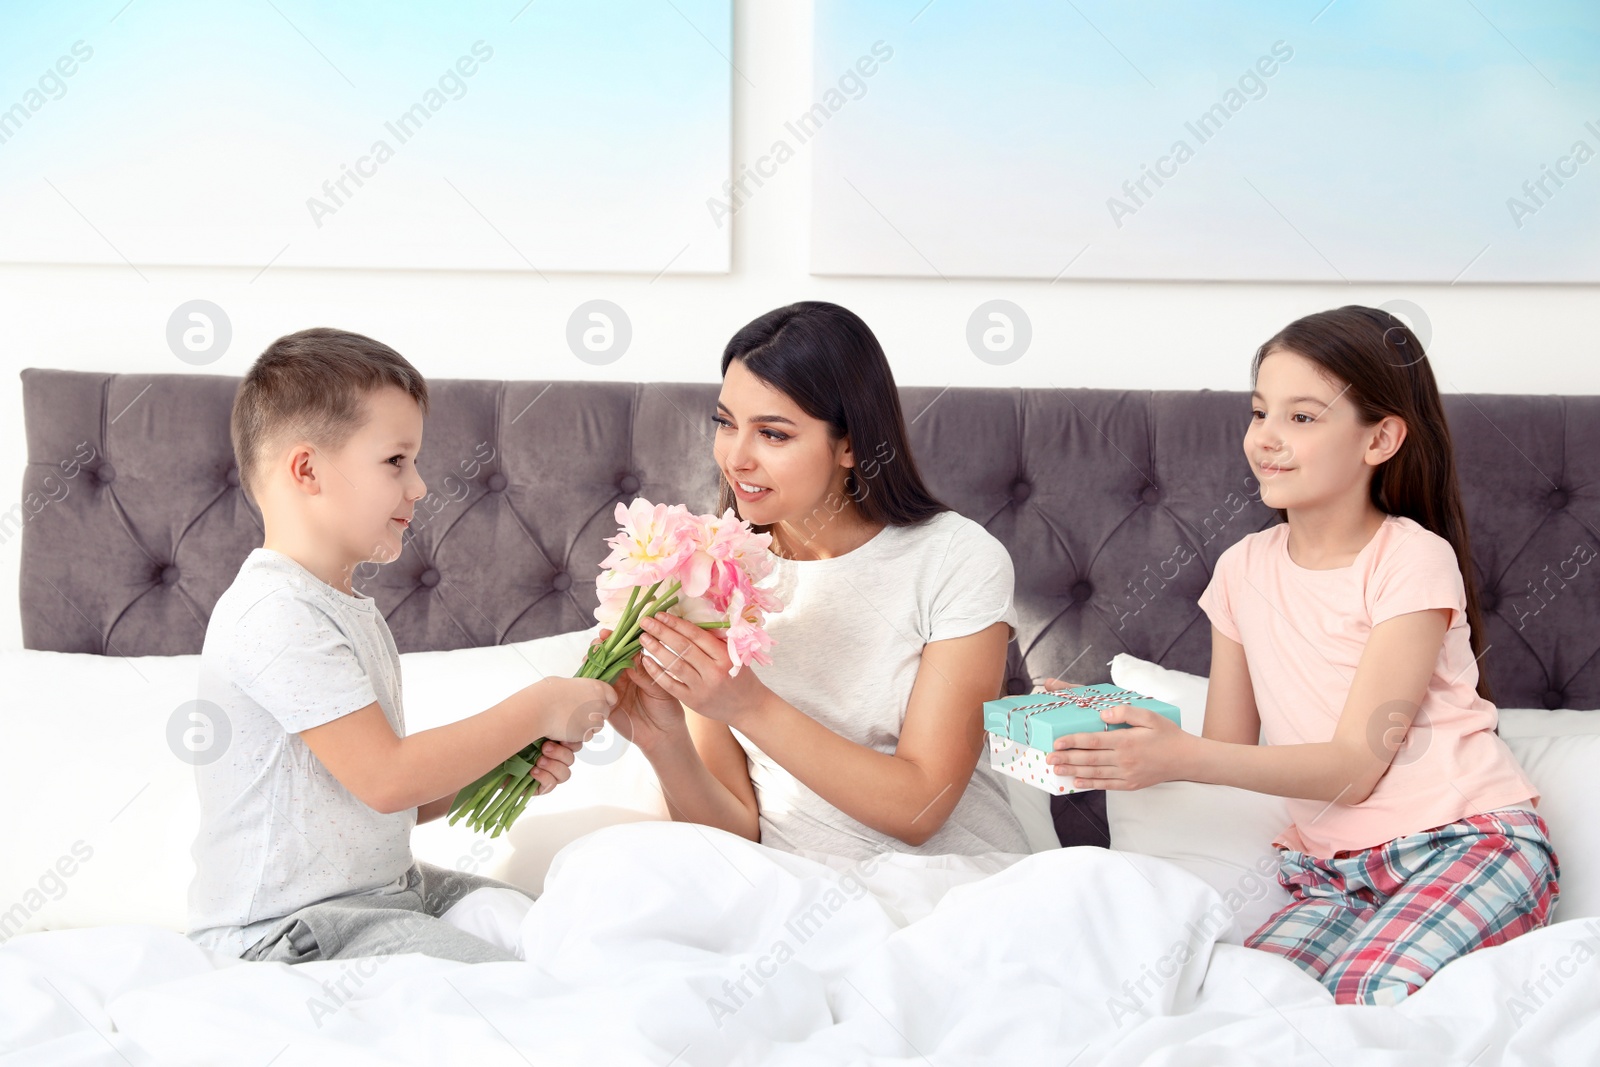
[1246,348,1403,514]
[713,360,855,533]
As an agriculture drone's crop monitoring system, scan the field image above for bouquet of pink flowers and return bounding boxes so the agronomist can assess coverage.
[448,499,782,836]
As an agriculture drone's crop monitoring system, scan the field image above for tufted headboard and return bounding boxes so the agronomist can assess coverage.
[19,369,1600,822]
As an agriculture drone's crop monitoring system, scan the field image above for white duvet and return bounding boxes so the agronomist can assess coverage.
[3,822,1597,1066]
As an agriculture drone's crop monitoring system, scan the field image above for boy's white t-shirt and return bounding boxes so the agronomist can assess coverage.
[736,510,1030,860]
[187,548,416,957]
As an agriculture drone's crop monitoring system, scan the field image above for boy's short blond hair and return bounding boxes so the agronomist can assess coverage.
[231,328,429,502]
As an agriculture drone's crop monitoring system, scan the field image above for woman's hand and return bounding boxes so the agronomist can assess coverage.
[1045,704,1192,790]
[611,662,690,753]
[634,613,772,726]
[593,628,686,754]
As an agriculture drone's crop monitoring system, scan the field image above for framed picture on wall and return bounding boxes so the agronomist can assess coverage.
[0,1,733,275]
[809,0,1600,283]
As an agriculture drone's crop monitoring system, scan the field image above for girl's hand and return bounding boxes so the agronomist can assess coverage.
[1046,704,1191,790]
[634,613,771,726]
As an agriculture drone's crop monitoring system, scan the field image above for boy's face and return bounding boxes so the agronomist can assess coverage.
[313,386,427,569]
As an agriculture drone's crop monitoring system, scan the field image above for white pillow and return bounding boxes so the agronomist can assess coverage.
[1498,707,1600,738]
[0,648,206,937]
[1105,654,1209,735]
[1000,773,1061,854]
[1105,655,1293,939]
[1500,733,1600,922]
[402,626,667,896]
[1105,654,1600,930]
[0,627,669,938]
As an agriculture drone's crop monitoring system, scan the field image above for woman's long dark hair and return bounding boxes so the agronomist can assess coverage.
[716,301,947,534]
[1253,305,1492,700]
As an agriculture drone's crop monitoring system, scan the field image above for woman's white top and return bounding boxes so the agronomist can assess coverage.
[734,510,1030,860]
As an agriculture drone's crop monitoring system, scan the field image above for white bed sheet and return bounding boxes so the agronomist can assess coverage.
[3,821,1596,1066]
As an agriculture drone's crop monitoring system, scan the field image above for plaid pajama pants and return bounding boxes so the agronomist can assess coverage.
[1245,808,1560,1006]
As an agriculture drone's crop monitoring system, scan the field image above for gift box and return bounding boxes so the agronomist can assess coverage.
[983,684,1182,795]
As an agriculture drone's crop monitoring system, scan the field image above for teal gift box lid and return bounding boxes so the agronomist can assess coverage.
[983,684,1181,751]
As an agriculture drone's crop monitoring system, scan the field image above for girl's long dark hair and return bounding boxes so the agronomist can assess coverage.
[717,301,947,533]
[1253,305,1492,700]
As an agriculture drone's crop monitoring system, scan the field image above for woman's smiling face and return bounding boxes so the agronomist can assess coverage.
[713,360,854,532]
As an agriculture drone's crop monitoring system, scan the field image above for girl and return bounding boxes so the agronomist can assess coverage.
[1048,306,1559,1005]
[607,301,1029,861]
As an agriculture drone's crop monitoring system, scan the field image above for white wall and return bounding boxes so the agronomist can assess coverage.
[2,0,1596,650]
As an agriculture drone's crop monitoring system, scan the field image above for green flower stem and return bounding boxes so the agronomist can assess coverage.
[448,766,502,822]
[504,789,535,828]
[449,767,509,827]
[609,581,679,663]
[449,578,741,835]
[497,777,539,835]
[586,581,658,674]
[468,777,508,824]
[594,584,644,663]
[479,779,522,827]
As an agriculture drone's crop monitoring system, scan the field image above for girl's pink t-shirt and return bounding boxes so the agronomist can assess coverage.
[1198,514,1536,859]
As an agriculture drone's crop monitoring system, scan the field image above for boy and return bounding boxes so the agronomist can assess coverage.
[187,327,614,964]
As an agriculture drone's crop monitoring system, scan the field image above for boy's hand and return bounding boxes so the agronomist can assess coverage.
[528,739,579,793]
[531,676,617,744]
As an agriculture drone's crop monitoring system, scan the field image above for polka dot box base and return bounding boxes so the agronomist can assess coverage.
[988,733,1083,795]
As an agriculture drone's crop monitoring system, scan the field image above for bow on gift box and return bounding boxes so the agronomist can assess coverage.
[985,684,1181,751]
[1004,687,1143,736]
[982,684,1182,795]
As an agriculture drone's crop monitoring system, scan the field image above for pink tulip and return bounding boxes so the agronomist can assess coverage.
[723,586,775,674]
[458,497,786,838]
[589,499,781,677]
[599,499,701,588]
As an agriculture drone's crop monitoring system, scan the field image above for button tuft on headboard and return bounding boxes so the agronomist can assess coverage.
[15,370,1598,716]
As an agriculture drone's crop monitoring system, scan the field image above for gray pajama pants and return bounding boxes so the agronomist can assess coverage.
[240,862,532,965]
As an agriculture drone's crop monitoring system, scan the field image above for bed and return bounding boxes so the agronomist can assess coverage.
[4,369,1598,1065]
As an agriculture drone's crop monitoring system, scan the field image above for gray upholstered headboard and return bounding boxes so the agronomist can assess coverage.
[19,369,1600,716]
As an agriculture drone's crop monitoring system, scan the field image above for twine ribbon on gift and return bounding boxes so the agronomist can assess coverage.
[1002,687,1139,745]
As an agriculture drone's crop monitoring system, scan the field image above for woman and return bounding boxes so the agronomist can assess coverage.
[611,301,1029,860]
